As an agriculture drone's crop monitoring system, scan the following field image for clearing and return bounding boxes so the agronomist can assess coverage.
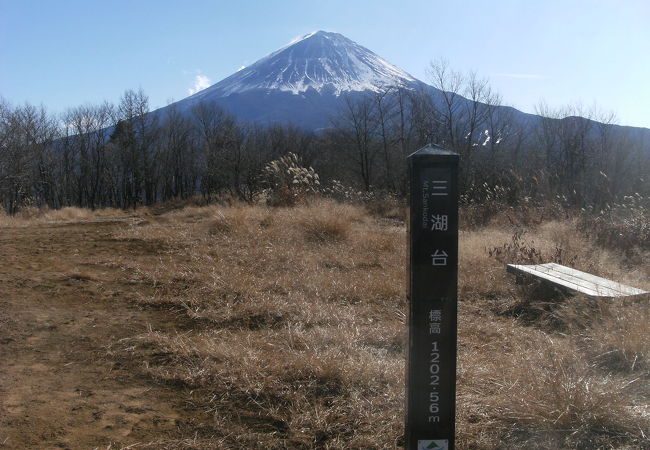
[1,202,648,449]
[0,218,208,448]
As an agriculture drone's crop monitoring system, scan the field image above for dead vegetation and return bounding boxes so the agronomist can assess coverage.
[0,205,130,226]
[2,198,648,448]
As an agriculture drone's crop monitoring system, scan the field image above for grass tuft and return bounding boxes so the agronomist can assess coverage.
[98,199,650,448]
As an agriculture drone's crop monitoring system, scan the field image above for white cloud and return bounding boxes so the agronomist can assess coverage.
[288,31,320,45]
[188,74,211,95]
[288,34,307,45]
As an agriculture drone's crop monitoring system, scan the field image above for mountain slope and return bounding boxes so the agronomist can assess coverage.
[154,30,649,146]
[191,31,418,97]
[165,31,423,129]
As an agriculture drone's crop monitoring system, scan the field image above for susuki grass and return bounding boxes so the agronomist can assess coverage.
[100,199,650,448]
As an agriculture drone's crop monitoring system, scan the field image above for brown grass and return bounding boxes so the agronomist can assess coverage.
[27,199,646,448]
[0,205,129,226]
[298,200,364,243]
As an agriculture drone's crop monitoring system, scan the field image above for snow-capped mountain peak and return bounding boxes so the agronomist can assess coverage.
[190,31,417,98]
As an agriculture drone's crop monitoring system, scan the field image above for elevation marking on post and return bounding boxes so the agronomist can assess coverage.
[406,144,459,450]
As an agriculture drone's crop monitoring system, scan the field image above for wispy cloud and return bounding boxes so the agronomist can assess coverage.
[492,72,545,80]
[188,74,211,95]
[288,30,324,45]
[288,32,312,45]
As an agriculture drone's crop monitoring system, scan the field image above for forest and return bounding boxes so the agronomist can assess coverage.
[1,63,649,214]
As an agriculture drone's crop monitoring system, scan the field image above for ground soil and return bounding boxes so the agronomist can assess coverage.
[0,218,207,449]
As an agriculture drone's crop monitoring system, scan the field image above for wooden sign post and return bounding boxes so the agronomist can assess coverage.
[406,144,459,450]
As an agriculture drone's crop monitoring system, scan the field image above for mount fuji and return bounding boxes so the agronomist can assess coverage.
[156,30,649,148]
[163,31,426,130]
[192,31,418,97]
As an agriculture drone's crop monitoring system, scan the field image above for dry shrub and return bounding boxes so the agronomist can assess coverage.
[11,205,49,220]
[585,303,650,373]
[0,209,19,227]
[101,197,648,449]
[358,228,398,253]
[488,228,545,265]
[495,351,643,448]
[0,205,126,226]
[301,214,350,243]
[461,200,570,231]
[156,204,263,238]
[296,200,364,243]
[205,212,233,235]
[321,179,376,204]
[263,152,321,206]
[106,198,407,447]
[121,324,404,448]
[181,295,296,330]
[455,216,649,448]
[460,201,504,229]
[487,220,615,275]
[487,226,584,269]
[364,194,406,221]
[45,206,116,221]
[482,219,649,324]
[458,314,647,449]
[579,199,650,254]
[500,349,642,441]
[550,297,650,373]
[166,204,223,221]
[459,227,514,305]
[203,209,254,236]
[148,195,210,212]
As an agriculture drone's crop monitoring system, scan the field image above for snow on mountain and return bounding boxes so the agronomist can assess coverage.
[154,30,430,129]
[188,31,418,99]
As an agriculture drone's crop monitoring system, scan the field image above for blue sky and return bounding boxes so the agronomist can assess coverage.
[1,0,649,128]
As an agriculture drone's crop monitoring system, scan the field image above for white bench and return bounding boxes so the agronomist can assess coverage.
[506,262,648,299]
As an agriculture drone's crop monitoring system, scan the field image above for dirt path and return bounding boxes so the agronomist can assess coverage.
[0,219,204,449]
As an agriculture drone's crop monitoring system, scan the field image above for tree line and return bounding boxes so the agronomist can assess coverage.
[1,60,648,214]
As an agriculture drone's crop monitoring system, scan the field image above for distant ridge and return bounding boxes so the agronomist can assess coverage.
[151,30,650,141]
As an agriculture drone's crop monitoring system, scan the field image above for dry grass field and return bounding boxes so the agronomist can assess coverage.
[0,199,648,449]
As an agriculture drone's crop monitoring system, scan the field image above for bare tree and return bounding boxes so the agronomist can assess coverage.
[0,102,58,213]
[373,86,399,191]
[330,94,380,190]
[192,102,240,199]
[62,102,115,208]
[427,58,465,148]
[111,88,157,207]
[159,104,197,200]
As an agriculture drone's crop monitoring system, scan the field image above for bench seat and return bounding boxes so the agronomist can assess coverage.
[506,262,648,298]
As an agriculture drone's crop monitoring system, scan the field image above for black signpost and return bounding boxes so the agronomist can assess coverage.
[406,144,459,450]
